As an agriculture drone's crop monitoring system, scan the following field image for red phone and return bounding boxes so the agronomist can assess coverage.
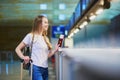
[58,34,64,47]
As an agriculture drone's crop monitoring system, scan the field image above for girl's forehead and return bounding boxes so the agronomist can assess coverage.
[42,17,48,21]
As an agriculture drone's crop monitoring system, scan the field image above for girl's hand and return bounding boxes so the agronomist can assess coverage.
[48,44,60,57]
[23,56,30,64]
[55,44,60,52]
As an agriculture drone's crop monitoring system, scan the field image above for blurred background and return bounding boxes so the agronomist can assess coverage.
[0,0,120,80]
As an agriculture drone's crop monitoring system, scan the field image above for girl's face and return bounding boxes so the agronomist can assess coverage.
[41,17,49,31]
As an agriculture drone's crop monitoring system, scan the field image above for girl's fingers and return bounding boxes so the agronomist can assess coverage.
[24,56,30,64]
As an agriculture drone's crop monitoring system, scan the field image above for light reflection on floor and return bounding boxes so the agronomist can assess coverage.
[0,61,56,80]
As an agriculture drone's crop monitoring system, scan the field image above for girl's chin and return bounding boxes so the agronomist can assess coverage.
[45,28,48,31]
[43,29,48,31]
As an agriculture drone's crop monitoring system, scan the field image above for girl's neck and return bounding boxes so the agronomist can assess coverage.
[34,31,43,36]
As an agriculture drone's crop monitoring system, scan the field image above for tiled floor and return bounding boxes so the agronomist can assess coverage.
[0,61,56,80]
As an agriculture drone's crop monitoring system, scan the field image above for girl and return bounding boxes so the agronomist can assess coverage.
[15,15,59,80]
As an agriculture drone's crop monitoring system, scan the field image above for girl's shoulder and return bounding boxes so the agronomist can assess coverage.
[23,33,33,41]
[26,33,33,37]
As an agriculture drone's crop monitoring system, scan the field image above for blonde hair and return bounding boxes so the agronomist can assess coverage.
[31,15,52,50]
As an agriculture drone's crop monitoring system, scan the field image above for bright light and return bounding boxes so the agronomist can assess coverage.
[79,25,84,28]
[74,29,79,33]
[40,4,47,10]
[65,30,68,36]
[59,3,66,10]
[40,14,47,17]
[59,14,66,20]
[89,15,96,20]
[68,33,74,38]
[83,21,88,26]
[68,36,71,38]
[95,8,104,14]
[70,33,74,37]
[79,21,88,29]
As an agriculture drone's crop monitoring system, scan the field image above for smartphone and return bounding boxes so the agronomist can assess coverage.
[58,34,64,47]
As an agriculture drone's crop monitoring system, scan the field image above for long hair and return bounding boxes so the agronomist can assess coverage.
[31,15,52,50]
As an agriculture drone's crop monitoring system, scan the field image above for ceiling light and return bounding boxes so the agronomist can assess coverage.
[95,8,104,14]
[59,3,66,10]
[89,15,96,20]
[68,33,74,38]
[59,14,66,20]
[68,36,71,38]
[79,24,84,29]
[79,21,88,29]
[74,28,79,33]
[40,4,47,10]
[83,21,88,26]
[70,33,74,37]
[40,14,47,17]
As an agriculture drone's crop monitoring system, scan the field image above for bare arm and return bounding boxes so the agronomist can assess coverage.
[15,42,26,59]
[48,44,59,58]
[48,50,57,58]
[15,42,30,63]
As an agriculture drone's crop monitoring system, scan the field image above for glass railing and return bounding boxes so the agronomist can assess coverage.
[55,48,120,80]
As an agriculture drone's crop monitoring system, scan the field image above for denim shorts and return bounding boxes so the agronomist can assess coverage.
[32,65,48,80]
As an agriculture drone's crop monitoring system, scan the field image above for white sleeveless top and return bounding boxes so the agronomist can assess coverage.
[22,33,49,68]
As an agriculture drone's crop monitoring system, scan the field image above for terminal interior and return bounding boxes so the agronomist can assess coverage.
[0,0,120,80]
